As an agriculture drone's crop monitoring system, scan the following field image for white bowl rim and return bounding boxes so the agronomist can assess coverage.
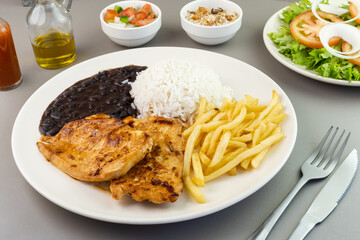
[100,0,162,31]
[180,0,243,29]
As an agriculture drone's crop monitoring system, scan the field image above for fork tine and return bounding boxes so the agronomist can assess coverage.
[307,126,334,164]
[314,127,339,166]
[324,131,351,171]
[320,129,345,167]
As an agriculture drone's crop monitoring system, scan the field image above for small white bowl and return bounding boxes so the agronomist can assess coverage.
[100,1,161,47]
[180,0,243,45]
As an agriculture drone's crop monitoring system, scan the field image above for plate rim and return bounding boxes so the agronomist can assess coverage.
[11,46,298,224]
[263,7,360,87]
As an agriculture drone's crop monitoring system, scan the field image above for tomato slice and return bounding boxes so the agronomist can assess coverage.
[290,10,344,48]
[342,41,360,66]
[104,9,119,23]
[120,7,136,17]
[349,2,360,24]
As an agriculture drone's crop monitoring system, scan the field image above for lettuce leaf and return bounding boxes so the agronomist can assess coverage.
[268,0,360,82]
[281,0,311,24]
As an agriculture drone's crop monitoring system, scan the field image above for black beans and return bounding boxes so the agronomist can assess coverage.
[39,65,147,136]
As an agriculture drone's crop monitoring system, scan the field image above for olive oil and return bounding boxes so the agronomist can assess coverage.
[32,32,76,69]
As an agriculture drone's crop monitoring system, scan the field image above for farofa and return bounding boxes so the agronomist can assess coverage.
[186,7,238,26]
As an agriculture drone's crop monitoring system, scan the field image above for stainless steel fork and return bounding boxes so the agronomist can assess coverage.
[247,126,351,240]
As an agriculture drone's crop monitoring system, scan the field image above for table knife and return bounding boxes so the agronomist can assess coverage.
[288,149,358,240]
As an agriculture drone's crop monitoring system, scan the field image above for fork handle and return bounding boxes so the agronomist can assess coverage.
[247,176,310,240]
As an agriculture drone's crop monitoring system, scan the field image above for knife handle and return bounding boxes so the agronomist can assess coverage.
[247,176,309,240]
[288,215,319,240]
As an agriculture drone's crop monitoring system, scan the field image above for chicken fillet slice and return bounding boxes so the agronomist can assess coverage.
[37,114,153,182]
[110,116,184,204]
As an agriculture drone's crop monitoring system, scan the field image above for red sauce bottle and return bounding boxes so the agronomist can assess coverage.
[0,17,22,90]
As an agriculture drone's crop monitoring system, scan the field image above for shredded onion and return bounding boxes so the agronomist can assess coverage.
[319,23,360,59]
[312,0,360,24]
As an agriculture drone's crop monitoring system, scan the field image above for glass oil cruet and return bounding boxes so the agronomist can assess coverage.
[25,0,76,69]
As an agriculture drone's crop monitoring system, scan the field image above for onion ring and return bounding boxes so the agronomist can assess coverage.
[312,0,360,24]
[319,23,360,59]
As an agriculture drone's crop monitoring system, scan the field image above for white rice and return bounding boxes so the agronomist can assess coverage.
[130,60,233,122]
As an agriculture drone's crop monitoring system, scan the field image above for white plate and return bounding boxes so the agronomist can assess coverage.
[263,7,360,87]
[12,47,297,224]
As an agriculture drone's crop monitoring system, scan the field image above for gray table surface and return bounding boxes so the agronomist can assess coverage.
[1,0,359,239]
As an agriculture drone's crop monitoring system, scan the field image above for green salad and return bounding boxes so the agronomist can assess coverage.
[268,0,360,82]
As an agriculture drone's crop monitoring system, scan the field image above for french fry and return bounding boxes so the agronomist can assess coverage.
[227,167,237,176]
[194,132,205,147]
[223,147,246,163]
[184,175,206,203]
[182,109,218,138]
[244,94,258,104]
[213,112,227,121]
[231,133,252,142]
[201,120,228,132]
[182,90,286,203]
[246,105,267,112]
[259,122,278,141]
[206,147,246,176]
[197,97,207,119]
[266,102,283,119]
[207,106,246,155]
[227,140,247,148]
[204,133,284,183]
[231,113,255,136]
[240,157,251,170]
[199,151,211,167]
[251,147,270,169]
[208,131,231,168]
[252,121,267,146]
[206,102,217,111]
[231,100,244,119]
[266,113,286,125]
[183,125,202,176]
[245,91,279,132]
[200,131,213,154]
[221,97,233,111]
[192,152,205,187]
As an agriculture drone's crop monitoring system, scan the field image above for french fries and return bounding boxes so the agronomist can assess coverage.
[182,90,286,203]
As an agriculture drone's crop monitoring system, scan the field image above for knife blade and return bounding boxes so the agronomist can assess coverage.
[288,149,358,240]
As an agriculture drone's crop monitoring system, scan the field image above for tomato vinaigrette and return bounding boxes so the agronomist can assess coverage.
[104,3,157,27]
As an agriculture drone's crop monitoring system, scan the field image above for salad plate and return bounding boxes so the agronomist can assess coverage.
[263,7,360,87]
[12,47,297,224]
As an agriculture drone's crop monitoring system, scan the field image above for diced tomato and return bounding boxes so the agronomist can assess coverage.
[120,7,136,17]
[141,4,152,14]
[290,10,343,48]
[136,18,155,26]
[135,11,148,20]
[109,4,156,27]
[148,12,155,19]
[104,9,119,23]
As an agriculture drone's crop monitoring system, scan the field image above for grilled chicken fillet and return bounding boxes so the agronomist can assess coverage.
[110,116,184,204]
[37,114,153,182]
